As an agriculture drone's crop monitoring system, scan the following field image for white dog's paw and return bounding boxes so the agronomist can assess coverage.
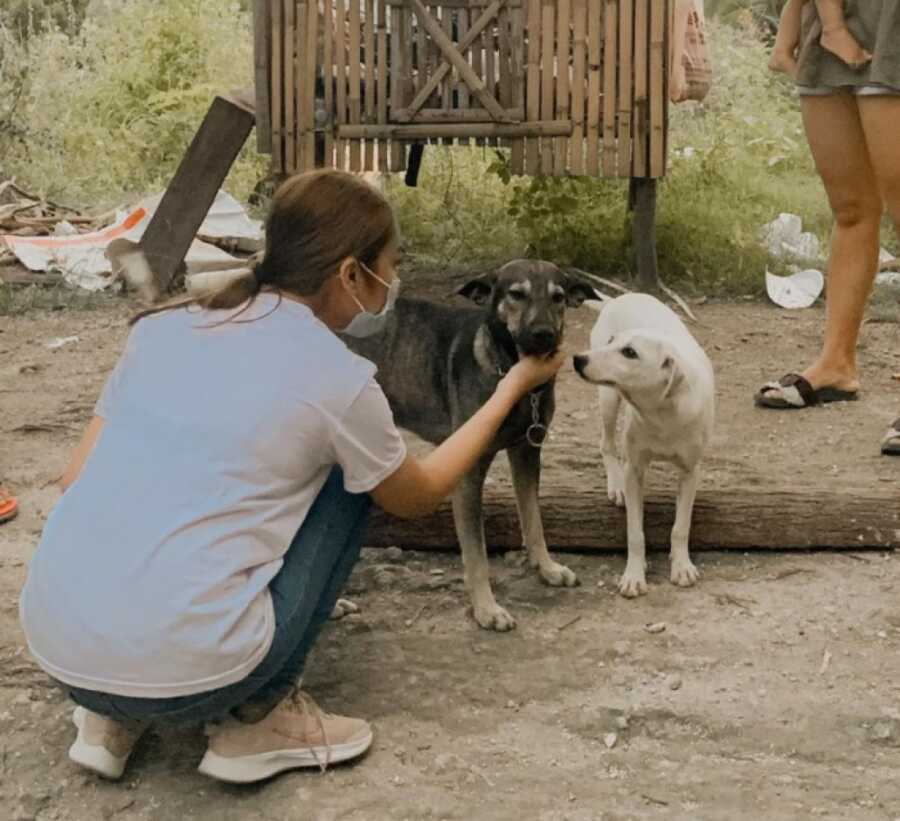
[330,598,360,620]
[604,460,626,507]
[670,558,700,588]
[472,601,517,632]
[618,567,648,598]
[539,561,579,588]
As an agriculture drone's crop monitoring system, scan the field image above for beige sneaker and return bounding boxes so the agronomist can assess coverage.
[69,706,146,779]
[198,689,373,783]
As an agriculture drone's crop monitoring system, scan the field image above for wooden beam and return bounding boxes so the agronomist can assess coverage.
[337,120,571,138]
[363,487,900,551]
[137,94,255,298]
[630,176,660,291]
[252,0,272,154]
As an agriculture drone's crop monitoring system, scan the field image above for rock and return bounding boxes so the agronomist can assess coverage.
[384,546,404,562]
[868,719,900,745]
[612,640,631,656]
[644,622,667,635]
[614,715,630,730]
[666,674,683,691]
[603,733,618,749]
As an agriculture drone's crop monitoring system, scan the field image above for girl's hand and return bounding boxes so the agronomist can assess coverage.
[499,349,567,399]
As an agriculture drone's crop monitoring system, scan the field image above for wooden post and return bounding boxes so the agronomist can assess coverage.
[135,94,255,298]
[629,175,660,291]
[252,0,271,154]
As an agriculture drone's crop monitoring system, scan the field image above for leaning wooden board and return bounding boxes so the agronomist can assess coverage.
[362,488,900,551]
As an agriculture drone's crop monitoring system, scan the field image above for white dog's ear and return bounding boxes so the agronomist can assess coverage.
[661,355,685,399]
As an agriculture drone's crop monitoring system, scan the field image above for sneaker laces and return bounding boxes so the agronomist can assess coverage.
[285,688,332,772]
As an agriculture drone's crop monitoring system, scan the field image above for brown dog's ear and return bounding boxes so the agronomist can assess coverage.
[564,277,603,307]
[456,274,496,305]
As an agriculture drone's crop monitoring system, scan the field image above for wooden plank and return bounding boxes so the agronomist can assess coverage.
[649,0,665,176]
[510,2,525,173]
[271,0,284,173]
[364,0,376,170]
[442,7,453,113]
[253,0,272,154]
[349,0,362,171]
[416,1,428,98]
[539,2,554,173]
[408,0,509,122]
[632,0,649,177]
[338,120,571,138]
[586,0,601,175]
[336,0,349,170]
[137,97,256,296]
[296,0,307,170]
[388,0,520,5]
[396,0,505,121]
[616,0,633,177]
[284,0,296,173]
[303,0,319,171]
[570,0,586,175]
[324,0,336,168]
[471,1,484,144]
[525,0,541,173]
[497,4,511,116]
[377,0,388,171]
[363,487,900,551]
[412,106,525,121]
[554,0,571,175]
[389,4,403,170]
[602,0,617,176]
[458,8,470,111]
[387,0,519,5]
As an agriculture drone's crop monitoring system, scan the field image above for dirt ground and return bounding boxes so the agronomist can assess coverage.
[1,272,900,821]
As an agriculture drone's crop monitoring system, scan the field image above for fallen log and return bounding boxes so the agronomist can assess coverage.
[363,488,900,552]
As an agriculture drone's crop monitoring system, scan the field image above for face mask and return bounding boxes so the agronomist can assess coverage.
[340,261,401,337]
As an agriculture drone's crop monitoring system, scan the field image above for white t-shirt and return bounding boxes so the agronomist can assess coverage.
[19,294,406,698]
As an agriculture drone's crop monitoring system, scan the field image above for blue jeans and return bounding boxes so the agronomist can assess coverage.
[66,467,370,724]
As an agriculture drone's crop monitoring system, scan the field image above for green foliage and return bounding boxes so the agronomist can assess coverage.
[0,0,266,207]
[405,18,836,295]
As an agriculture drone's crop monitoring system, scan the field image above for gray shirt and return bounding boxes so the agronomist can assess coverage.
[796,0,900,90]
[20,294,406,697]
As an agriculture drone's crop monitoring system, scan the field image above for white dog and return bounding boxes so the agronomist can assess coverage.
[573,293,715,597]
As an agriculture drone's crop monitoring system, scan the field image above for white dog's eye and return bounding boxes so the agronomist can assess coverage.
[621,346,639,360]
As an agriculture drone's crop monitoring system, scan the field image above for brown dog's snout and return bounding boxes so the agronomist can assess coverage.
[522,326,558,355]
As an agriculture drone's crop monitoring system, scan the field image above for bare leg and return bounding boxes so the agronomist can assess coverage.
[598,386,625,507]
[670,467,701,587]
[794,94,883,394]
[857,97,900,452]
[769,0,803,78]
[618,456,648,598]
[815,0,872,69]
[452,462,516,631]
[857,97,900,236]
[507,443,577,588]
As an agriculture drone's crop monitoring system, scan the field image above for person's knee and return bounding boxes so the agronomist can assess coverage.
[829,192,884,230]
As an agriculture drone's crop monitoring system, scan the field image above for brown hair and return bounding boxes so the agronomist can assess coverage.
[130,169,396,325]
